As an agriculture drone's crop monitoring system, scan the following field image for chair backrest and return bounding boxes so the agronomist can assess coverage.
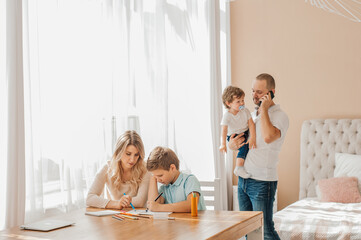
[199,178,221,210]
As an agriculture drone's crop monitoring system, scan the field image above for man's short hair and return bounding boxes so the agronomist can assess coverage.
[222,86,245,109]
[256,73,276,90]
[147,146,180,171]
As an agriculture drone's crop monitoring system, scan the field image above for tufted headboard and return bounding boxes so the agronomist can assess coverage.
[299,119,361,199]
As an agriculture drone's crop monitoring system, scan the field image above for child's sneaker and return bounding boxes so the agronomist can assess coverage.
[234,166,251,179]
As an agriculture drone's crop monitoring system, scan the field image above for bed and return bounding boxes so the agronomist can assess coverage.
[274,119,361,240]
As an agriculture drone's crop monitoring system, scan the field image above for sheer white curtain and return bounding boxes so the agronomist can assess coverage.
[23,0,120,222]
[209,0,234,210]
[103,0,218,182]
[218,0,234,210]
[113,1,217,179]
[21,0,225,224]
[0,0,7,230]
[1,0,26,229]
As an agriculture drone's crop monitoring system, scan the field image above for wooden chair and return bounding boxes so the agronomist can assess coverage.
[199,178,221,210]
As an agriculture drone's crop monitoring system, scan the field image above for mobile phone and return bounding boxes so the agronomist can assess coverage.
[258,91,274,106]
[269,90,274,99]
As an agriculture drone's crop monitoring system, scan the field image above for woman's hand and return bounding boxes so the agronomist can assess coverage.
[106,199,125,210]
[119,195,132,208]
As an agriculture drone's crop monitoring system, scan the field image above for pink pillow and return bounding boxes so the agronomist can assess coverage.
[318,177,361,203]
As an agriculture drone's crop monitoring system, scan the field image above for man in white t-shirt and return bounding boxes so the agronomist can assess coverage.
[228,73,289,240]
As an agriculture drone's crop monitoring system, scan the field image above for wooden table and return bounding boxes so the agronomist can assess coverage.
[0,208,263,240]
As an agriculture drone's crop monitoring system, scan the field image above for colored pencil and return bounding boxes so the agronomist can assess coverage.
[112,215,124,221]
[154,192,163,202]
[123,193,136,211]
[146,192,163,212]
[119,211,150,219]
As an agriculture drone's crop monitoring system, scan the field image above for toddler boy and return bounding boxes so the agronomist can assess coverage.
[219,86,256,178]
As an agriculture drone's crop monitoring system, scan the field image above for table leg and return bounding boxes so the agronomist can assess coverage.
[247,226,264,240]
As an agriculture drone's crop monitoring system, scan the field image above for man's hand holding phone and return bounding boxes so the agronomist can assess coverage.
[259,91,274,113]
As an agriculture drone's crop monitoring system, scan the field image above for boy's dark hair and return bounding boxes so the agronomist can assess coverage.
[222,86,245,109]
[147,146,180,171]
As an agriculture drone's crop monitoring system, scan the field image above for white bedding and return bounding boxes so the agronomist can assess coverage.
[274,119,361,239]
[274,198,361,240]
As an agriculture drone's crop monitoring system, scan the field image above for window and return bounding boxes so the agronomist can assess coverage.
[24,0,215,218]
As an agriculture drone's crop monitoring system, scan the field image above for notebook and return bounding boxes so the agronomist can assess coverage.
[20,219,75,232]
[85,210,120,216]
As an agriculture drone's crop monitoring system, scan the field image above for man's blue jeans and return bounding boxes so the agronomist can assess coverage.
[238,177,280,240]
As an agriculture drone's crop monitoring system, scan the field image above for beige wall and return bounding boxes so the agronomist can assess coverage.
[230,0,361,210]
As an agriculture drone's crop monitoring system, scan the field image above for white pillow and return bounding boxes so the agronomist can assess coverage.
[334,153,361,193]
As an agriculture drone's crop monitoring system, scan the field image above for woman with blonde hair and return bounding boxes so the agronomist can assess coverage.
[86,130,150,209]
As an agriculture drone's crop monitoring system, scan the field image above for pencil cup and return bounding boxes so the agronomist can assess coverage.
[191,193,198,217]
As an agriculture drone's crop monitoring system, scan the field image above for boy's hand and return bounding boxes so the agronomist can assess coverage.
[150,175,158,183]
[247,137,256,149]
[147,200,161,212]
[219,145,227,153]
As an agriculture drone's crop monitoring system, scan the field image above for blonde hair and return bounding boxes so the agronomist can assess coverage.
[108,130,146,193]
[146,146,179,171]
[222,86,245,109]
